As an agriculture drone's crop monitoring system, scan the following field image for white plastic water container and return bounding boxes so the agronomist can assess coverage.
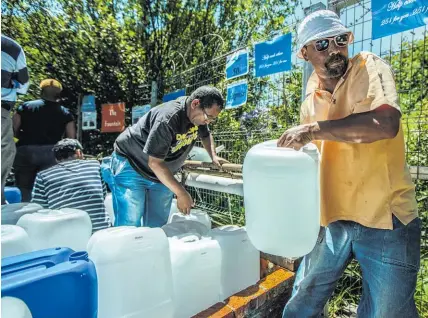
[169,234,221,318]
[243,140,320,258]
[211,225,260,299]
[104,193,115,225]
[187,145,225,162]
[16,208,92,251]
[87,227,174,318]
[1,225,32,258]
[168,199,212,230]
[162,220,210,237]
[1,297,33,318]
[1,203,43,225]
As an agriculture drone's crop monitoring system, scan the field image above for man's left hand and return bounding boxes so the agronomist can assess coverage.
[277,123,319,150]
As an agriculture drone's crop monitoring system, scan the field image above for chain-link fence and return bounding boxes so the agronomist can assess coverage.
[165,0,428,316]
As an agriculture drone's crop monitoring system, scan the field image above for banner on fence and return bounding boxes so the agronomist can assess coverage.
[225,49,249,80]
[226,80,248,109]
[132,105,151,124]
[81,95,96,112]
[372,0,428,39]
[163,88,186,102]
[254,33,292,78]
[101,102,125,133]
[82,112,97,131]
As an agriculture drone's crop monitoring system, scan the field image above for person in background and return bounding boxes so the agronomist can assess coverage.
[32,139,110,233]
[1,35,30,204]
[102,85,227,228]
[12,79,76,201]
[279,10,420,318]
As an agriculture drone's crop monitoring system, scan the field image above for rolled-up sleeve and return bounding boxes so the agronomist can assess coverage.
[365,54,400,113]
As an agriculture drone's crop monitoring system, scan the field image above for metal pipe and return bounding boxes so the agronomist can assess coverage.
[181,173,244,196]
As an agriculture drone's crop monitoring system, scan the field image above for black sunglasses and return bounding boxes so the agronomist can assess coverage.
[306,33,350,52]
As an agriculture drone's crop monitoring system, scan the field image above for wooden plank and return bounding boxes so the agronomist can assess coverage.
[183,160,243,172]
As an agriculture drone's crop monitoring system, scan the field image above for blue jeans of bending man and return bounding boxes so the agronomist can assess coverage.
[282,216,421,318]
[101,152,173,227]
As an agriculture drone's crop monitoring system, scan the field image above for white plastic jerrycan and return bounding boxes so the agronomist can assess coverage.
[1,225,32,258]
[1,297,33,318]
[1,203,43,225]
[17,208,92,251]
[104,193,115,225]
[211,225,260,299]
[168,199,212,230]
[243,140,320,258]
[87,227,174,318]
[169,234,221,318]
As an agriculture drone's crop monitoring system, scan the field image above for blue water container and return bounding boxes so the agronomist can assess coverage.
[4,187,22,204]
[1,247,98,318]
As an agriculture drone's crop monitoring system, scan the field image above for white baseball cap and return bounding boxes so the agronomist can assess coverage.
[296,10,354,58]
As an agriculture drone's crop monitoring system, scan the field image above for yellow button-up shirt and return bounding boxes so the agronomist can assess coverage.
[301,51,417,229]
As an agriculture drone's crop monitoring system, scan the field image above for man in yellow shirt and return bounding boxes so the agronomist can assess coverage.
[280,10,420,317]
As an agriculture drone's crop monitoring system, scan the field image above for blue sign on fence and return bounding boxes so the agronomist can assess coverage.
[225,49,249,80]
[132,105,151,124]
[254,33,292,78]
[81,95,96,112]
[226,80,248,109]
[163,88,186,102]
[372,0,428,40]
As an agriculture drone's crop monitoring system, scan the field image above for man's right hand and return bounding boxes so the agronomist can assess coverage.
[177,191,194,215]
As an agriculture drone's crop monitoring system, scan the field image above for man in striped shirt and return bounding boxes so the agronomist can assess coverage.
[1,35,29,203]
[31,139,110,232]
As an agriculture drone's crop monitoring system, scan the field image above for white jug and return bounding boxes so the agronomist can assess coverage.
[168,199,212,230]
[104,193,115,225]
[1,225,32,258]
[17,208,92,251]
[211,225,260,299]
[243,140,320,258]
[169,234,221,318]
[1,297,32,318]
[87,227,174,318]
[1,203,43,225]
[162,220,210,237]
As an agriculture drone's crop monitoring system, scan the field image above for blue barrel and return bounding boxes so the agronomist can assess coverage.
[2,247,98,318]
[4,187,22,204]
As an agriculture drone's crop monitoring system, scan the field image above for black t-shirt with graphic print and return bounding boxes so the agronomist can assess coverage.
[114,96,210,182]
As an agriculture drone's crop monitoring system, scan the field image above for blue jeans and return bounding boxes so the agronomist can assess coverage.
[283,216,421,318]
[101,152,173,227]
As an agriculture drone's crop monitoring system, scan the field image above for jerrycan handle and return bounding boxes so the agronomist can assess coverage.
[218,225,240,231]
[178,233,201,242]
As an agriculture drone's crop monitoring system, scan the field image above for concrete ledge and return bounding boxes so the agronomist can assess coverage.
[193,267,295,318]
[260,252,302,272]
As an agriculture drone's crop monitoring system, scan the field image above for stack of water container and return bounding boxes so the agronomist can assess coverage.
[163,202,260,317]
[1,204,96,318]
[1,200,260,318]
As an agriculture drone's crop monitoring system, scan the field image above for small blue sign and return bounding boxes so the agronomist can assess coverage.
[226,80,248,109]
[163,88,186,102]
[132,105,151,124]
[225,49,249,80]
[81,95,96,112]
[254,33,292,78]
[372,0,428,40]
